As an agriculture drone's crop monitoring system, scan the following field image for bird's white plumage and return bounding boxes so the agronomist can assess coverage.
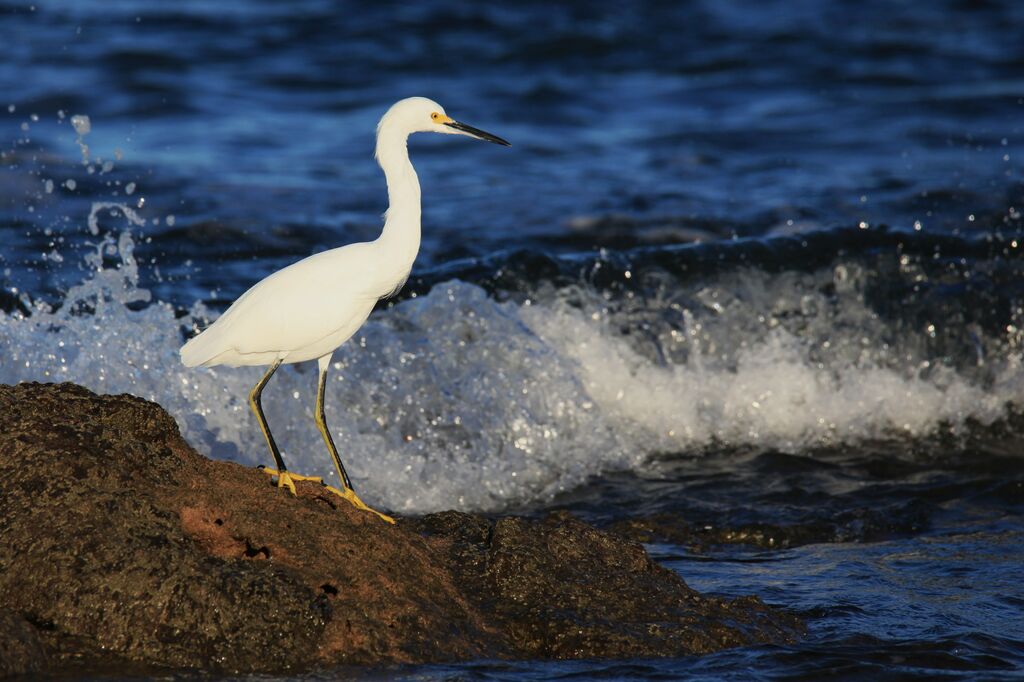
[180,242,384,367]
[179,97,482,369]
[179,97,507,518]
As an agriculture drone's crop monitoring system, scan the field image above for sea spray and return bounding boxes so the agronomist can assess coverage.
[2,215,1022,512]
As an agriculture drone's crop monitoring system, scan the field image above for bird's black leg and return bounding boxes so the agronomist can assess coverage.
[315,363,354,491]
[249,359,286,472]
[314,356,395,524]
[251,360,326,496]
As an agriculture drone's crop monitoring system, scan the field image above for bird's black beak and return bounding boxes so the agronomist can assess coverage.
[444,120,511,146]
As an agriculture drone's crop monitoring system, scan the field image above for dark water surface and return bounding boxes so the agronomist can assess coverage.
[3,1,1024,679]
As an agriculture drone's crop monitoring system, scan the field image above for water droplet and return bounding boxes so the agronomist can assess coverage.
[70,114,91,136]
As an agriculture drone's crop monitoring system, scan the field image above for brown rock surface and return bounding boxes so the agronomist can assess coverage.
[0,382,802,676]
[0,609,47,677]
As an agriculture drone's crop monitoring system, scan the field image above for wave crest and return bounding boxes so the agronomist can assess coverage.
[3,226,1023,512]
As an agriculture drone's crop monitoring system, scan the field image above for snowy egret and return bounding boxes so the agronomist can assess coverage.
[180,97,509,523]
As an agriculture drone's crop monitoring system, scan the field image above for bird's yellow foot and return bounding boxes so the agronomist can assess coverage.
[258,466,322,496]
[323,484,396,525]
[257,467,394,524]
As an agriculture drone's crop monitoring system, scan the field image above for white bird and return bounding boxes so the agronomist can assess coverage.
[180,97,509,523]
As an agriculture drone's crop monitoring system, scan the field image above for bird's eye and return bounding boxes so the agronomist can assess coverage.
[431,112,440,122]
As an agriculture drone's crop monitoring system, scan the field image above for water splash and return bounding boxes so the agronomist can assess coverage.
[70,114,91,164]
[1,219,1022,512]
[87,201,145,236]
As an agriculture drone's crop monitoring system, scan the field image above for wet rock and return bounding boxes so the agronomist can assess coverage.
[409,511,802,657]
[0,609,47,677]
[609,503,931,550]
[0,382,802,676]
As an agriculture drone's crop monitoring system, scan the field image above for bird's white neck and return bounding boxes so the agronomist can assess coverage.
[374,123,422,271]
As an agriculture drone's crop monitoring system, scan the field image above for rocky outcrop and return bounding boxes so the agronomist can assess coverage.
[0,609,46,677]
[0,383,802,676]
[409,511,799,658]
[608,504,931,550]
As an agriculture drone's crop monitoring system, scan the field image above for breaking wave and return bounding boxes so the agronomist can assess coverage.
[2,218,1023,512]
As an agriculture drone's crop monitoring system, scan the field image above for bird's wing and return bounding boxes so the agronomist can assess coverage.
[183,242,385,362]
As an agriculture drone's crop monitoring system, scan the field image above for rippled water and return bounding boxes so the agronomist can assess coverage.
[3,0,1024,679]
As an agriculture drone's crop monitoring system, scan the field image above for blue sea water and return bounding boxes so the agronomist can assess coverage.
[2,0,1024,679]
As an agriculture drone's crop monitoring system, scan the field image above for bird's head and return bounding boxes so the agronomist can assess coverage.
[378,97,510,146]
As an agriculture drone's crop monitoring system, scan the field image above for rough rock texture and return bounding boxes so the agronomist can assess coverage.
[408,512,800,658]
[0,609,46,677]
[608,504,932,550]
[0,382,802,676]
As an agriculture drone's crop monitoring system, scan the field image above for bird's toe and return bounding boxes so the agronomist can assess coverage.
[258,467,327,497]
[323,484,396,525]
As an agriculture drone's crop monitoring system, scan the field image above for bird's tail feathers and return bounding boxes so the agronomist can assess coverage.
[179,329,222,368]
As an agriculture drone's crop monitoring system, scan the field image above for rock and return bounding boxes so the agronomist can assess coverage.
[0,382,802,676]
[409,511,801,658]
[0,610,47,677]
[608,504,931,550]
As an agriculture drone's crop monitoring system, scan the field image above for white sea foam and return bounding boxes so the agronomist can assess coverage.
[1,227,1021,513]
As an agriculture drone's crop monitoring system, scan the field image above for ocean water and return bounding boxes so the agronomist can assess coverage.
[3,0,1024,679]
